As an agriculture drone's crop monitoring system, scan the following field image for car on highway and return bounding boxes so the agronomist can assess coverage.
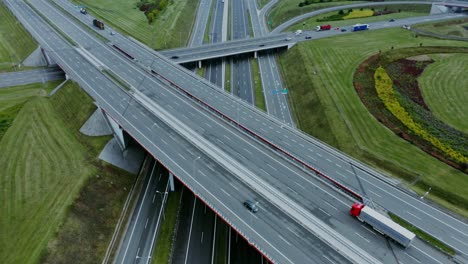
[243,200,259,213]
[389,18,396,22]
[171,55,179,59]
[259,44,265,47]
[305,36,312,39]
[341,28,347,32]
[285,37,292,41]
[110,31,115,35]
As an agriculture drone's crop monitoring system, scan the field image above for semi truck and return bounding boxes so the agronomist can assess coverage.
[316,24,332,31]
[350,203,416,248]
[93,19,105,30]
[352,24,369,32]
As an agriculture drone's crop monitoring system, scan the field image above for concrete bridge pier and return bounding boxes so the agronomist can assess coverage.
[198,60,202,68]
[101,109,129,151]
[254,51,258,58]
[169,172,175,191]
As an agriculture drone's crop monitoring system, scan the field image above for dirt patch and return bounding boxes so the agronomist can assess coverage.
[407,55,431,61]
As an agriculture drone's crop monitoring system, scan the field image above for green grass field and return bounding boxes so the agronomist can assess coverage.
[419,54,468,134]
[0,2,37,72]
[73,0,199,49]
[0,81,133,263]
[0,82,95,263]
[257,0,271,9]
[278,28,468,217]
[267,1,366,29]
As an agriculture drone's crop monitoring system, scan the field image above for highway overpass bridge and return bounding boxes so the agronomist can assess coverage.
[159,33,294,65]
[6,0,468,263]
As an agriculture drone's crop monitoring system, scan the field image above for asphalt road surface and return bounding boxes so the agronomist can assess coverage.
[114,160,169,264]
[230,0,254,104]
[204,0,224,88]
[0,67,64,88]
[246,0,295,126]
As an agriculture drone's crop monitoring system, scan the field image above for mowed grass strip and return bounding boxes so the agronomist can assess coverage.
[152,190,182,264]
[73,0,199,49]
[0,86,94,263]
[278,28,468,217]
[0,2,37,71]
[419,54,468,134]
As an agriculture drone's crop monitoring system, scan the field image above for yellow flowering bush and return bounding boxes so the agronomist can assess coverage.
[343,10,374,19]
[374,67,468,164]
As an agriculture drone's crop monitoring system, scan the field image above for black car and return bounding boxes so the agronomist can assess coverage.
[389,18,395,22]
[305,36,312,39]
[171,55,179,59]
[341,28,347,32]
[243,200,259,213]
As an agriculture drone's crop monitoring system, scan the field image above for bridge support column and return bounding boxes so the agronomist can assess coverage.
[101,108,128,151]
[254,51,257,58]
[169,172,175,191]
[198,60,202,69]
[430,4,449,14]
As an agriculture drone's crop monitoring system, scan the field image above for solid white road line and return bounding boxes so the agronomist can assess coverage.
[184,199,197,264]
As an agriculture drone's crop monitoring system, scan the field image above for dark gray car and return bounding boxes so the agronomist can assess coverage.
[243,200,259,213]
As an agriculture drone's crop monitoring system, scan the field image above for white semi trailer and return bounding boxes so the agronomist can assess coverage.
[350,203,416,248]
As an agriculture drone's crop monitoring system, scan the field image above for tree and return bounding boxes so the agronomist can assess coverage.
[338,10,344,15]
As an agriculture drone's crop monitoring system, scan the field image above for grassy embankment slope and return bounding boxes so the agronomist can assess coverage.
[72,0,199,49]
[0,81,134,263]
[0,3,37,72]
[257,0,271,9]
[419,54,468,134]
[0,81,93,263]
[416,18,468,38]
[278,28,468,217]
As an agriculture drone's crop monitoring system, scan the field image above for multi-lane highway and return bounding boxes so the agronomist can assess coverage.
[188,0,212,47]
[0,67,64,88]
[246,0,295,126]
[27,0,466,258]
[8,1,384,263]
[7,1,365,262]
[115,159,169,264]
[231,0,255,105]
[8,0,468,262]
[28,0,468,258]
[204,0,225,88]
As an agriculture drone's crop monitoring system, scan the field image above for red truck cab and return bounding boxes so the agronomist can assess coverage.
[350,202,365,217]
